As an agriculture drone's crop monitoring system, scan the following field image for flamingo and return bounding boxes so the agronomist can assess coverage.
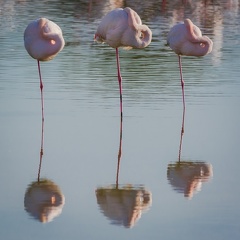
[94,7,152,119]
[24,18,65,122]
[167,19,213,111]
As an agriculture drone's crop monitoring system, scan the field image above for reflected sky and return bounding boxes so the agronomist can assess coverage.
[0,1,240,240]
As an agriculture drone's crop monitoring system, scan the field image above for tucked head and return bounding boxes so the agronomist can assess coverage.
[183,18,213,56]
[24,18,65,61]
[94,7,152,49]
[167,18,213,57]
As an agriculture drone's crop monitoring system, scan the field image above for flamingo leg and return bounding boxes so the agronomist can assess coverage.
[178,55,185,112]
[116,48,123,120]
[37,60,44,123]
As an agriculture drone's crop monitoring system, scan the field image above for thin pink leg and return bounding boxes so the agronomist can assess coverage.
[37,60,44,122]
[116,48,123,120]
[178,55,185,112]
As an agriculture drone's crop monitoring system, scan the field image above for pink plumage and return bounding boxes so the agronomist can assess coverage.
[167,19,213,56]
[167,19,213,113]
[24,18,65,122]
[24,18,65,61]
[95,8,152,119]
[95,8,152,49]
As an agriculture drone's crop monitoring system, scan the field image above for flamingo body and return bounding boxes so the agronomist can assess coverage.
[167,19,213,112]
[24,18,65,61]
[95,7,152,49]
[95,8,152,118]
[167,19,213,56]
[24,18,64,122]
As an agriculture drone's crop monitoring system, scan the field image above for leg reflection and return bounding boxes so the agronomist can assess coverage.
[116,116,123,188]
[178,107,185,162]
[38,116,44,182]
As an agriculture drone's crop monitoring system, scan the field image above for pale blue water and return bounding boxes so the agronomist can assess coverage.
[0,0,240,239]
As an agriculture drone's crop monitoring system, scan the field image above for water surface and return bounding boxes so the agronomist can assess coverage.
[0,0,240,239]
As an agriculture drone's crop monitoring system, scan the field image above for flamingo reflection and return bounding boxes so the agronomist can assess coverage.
[167,161,213,199]
[24,118,65,223]
[24,179,65,223]
[167,109,213,199]
[96,118,152,228]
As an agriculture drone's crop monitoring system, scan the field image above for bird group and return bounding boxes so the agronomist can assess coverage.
[24,7,213,121]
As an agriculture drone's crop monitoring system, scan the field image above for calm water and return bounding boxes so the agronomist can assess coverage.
[1,0,240,239]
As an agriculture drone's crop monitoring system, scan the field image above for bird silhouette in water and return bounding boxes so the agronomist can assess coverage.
[95,7,152,120]
[24,18,65,122]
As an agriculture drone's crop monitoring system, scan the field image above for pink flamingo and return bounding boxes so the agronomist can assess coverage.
[167,19,213,111]
[94,7,152,119]
[24,18,65,122]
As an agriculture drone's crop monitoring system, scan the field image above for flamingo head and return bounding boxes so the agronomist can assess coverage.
[183,18,213,56]
[24,18,65,61]
[94,8,152,49]
[121,7,152,49]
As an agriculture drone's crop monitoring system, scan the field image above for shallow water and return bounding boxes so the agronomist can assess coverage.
[0,0,240,239]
